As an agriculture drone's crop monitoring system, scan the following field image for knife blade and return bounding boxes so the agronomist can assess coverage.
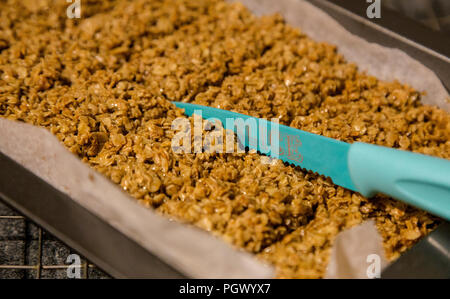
[173,101,356,191]
[173,101,450,220]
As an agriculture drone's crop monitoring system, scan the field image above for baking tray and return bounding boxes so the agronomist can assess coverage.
[314,0,450,93]
[0,153,185,278]
[0,0,449,278]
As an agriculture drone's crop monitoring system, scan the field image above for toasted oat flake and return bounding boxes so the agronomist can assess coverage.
[0,0,448,278]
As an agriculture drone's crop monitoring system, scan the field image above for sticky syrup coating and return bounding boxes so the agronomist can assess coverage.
[1,0,448,278]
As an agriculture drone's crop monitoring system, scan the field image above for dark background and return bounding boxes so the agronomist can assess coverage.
[384,0,450,35]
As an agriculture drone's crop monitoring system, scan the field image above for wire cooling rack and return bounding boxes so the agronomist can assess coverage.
[0,198,110,279]
[1,0,448,280]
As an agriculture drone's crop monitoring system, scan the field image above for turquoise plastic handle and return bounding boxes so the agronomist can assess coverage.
[348,142,450,220]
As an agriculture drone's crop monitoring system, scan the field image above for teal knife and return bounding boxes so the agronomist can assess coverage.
[173,102,450,220]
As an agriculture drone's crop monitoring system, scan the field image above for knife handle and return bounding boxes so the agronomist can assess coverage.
[348,142,450,220]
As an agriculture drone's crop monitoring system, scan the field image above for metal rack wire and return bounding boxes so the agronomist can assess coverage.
[0,199,110,279]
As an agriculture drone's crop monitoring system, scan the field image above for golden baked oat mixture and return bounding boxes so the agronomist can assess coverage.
[1,0,449,278]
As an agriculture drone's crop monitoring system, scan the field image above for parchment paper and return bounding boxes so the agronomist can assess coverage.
[0,119,274,278]
[233,0,450,110]
[325,220,388,279]
[0,0,449,278]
